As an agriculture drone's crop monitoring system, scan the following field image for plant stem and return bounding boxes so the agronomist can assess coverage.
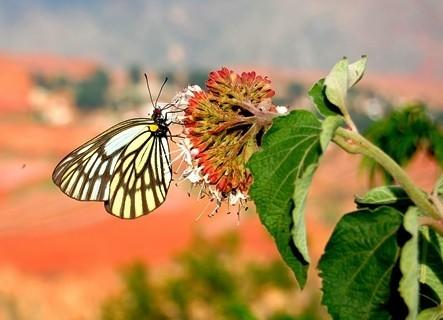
[334,127,442,220]
[343,112,359,133]
[420,216,443,237]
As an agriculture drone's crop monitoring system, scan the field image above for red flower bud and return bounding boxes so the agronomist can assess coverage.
[181,67,280,213]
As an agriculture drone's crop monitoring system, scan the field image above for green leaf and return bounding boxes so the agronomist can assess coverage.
[419,226,443,303]
[292,163,317,263]
[324,57,349,114]
[319,207,403,320]
[417,306,443,320]
[399,207,419,320]
[355,185,413,208]
[248,110,322,288]
[320,116,344,151]
[308,79,342,117]
[348,55,367,88]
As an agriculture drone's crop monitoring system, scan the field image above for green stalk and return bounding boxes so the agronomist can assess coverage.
[420,216,443,237]
[333,127,441,220]
[343,110,359,134]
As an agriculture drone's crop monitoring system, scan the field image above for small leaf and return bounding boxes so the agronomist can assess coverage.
[319,207,403,320]
[417,306,443,320]
[355,185,413,208]
[292,163,317,263]
[248,110,322,288]
[419,226,443,302]
[308,79,342,117]
[320,116,344,151]
[324,57,349,113]
[348,55,367,88]
[399,207,419,320]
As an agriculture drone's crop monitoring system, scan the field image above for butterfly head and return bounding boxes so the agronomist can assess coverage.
[151,106,170,136]
[152,106,162,119]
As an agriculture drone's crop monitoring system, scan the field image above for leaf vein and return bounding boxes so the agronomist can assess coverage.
[258,135,318,177]
[343,224,399,295]
[363,260,397,320]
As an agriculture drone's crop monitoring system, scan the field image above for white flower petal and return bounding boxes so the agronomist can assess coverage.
[276,106,289,114]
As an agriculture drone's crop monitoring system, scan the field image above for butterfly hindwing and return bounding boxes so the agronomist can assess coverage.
[52,118,172,218]
[105,129,172,218]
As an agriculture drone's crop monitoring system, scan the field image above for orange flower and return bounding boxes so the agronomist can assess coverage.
[180,68,285,214]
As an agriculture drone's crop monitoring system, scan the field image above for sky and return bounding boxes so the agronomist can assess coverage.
[1,0,442,78]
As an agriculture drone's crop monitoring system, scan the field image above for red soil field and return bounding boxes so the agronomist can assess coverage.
[0,117,438,273]
[0,56,32,112]
[0,119,284,274]
[0,115,438,320]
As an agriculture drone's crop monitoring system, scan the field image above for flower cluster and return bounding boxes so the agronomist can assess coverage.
[174,68,286,216]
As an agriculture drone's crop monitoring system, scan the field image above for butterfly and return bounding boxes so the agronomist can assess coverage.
[52,76,179,219]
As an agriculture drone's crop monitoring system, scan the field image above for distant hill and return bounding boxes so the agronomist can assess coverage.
[0,56,31,111]
[0,53,98,113]
[1,0,442,79]
[9,53,97,80]
[261,67,443,109]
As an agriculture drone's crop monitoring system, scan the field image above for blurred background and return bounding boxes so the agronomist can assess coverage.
[0,1,442,319]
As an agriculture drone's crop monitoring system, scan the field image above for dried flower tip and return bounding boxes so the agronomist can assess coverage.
[179,67,283,217]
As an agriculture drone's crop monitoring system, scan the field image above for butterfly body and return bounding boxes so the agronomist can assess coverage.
[52,107,173,219]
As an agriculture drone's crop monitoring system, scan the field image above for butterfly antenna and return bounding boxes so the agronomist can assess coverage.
[144,73,155,108]
[155,77,168,109]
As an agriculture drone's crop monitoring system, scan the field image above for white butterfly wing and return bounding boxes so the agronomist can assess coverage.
[52,118,172,219]
[105,131,172,218]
